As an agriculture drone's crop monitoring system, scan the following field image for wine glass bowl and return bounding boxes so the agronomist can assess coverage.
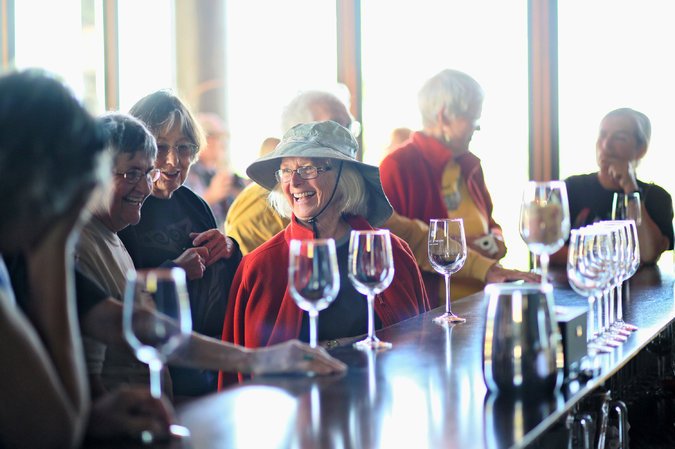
[612,191,642,226]
[288,239,340,348]
[348,230,395,350]
[519,181,571,286]
[428,218,467,324]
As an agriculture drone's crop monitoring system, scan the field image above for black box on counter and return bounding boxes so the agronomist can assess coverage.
[555,305,588,377]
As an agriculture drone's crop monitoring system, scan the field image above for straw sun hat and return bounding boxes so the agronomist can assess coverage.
[246,120,393,227]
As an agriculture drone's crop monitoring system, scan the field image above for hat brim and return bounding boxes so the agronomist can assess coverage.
[246,141,393,227]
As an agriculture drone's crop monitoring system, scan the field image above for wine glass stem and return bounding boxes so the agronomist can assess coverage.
[444,274,452,314]
[616,282,624,321]
[588,297,596,342]
[149,359,163,400]
[367,294,376,341]
[309,310,319,348]
[609,286,616,326]
[540,252,549,286]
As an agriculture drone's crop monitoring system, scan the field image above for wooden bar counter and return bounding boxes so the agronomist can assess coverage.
[174,266,674,449]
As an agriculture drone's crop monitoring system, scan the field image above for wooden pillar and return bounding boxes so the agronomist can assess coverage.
[528,0,558,181]
[103,0,119,111]
[336,0,362,159]
[175,0,227,120]
[1,0,14,70]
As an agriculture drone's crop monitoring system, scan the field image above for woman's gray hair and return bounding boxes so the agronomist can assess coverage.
[0,70,108,239]
[418,69,484,128]
[281,90,353,132]
[268,161,369,220]
[129,90,205,163]
[604,108,651,148]
[99,112,157,163]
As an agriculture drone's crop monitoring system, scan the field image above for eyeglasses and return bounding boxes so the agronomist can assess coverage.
[274,165,331,183]
[157,143,198,158]
[115,167,161,184]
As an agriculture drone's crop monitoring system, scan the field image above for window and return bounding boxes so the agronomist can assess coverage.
[361,0,530,269]
[225,0,337,176]
[117,0,175,112]
[14,0,104,112]
[558,0,675,268]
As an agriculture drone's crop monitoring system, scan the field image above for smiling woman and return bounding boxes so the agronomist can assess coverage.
[219,121,430,384]
[119,90,243,398]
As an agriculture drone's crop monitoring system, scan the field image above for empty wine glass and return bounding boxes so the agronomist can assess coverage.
[348,230,395,350]
[519,181,571,286]
[590,222,627,345]
[288,238,340,348]
[612,191,642,225]
[123,267,192,442]
[567,229,612,355]
[428,218,467,324]
[615,219,640,332]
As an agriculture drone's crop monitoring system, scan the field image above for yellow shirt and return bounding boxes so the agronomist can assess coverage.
[439,159,495,300]
[224,183,288,254]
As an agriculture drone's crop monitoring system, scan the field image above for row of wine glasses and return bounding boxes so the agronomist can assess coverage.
[289,230,395,351]
[567,220,640,357]
[289,218,472,352]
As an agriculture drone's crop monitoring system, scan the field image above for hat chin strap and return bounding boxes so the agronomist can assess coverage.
[305,161,344,238]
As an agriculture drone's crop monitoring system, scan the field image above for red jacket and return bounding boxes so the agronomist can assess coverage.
[380,131,500,233]
[219,215,429,388]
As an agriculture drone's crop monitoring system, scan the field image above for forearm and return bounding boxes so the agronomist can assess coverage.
[170,332,255,373]
[0,306,88,449]
[24,236,89,423]
[384,213,434,273]
[637,205,670,263]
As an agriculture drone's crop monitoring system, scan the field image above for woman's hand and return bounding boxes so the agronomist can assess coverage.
[485,264,540,284]
[249,340,347,376]
[86,386,174,442]
[189,230,235,266]
[173,247,210,280]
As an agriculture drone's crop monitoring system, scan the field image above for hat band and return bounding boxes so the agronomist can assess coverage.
[304,160,344,238]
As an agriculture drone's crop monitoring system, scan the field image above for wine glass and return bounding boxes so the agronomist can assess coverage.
[428,218,467,324]
[612,191,642,225]
[519,181,571,286]
[348,230,395,350]
[567,229,612,355]
[123,267,192,442]
[612,219,640,332]
[288,238,340,348]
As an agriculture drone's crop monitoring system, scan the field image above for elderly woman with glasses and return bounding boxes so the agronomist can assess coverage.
[219,120,429,386]
[76,113,345,401]
[118,90,243,396]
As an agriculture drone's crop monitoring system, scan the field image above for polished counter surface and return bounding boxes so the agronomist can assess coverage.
[176,266,675,449]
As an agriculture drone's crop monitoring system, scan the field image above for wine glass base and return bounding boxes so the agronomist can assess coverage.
[170,424,191,439]
[139,425,191,445]
[433,313,466,324]
[353,337,392,351]
[616,320,638,332]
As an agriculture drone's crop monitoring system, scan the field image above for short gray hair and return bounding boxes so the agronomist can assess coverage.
[281,90,353,132]
[418,69,484,128]
[604,108,651,148]
[268,161,369,220]
[99,112,157,163]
